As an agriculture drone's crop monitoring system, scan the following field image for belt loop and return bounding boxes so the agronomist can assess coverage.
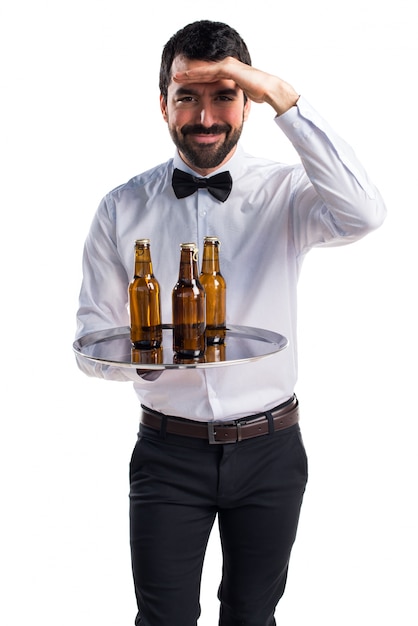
[265,411,274,435]
[159,415,168,439]
[236,421,243,442]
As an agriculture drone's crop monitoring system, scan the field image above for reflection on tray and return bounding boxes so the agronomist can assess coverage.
[205,343,226,363]
[131,347,164,365]
[131,342,227,365]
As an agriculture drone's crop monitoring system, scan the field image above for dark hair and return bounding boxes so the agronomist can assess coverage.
[159,20,252,100]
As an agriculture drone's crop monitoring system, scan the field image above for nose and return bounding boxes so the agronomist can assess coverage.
[199,103,216,127]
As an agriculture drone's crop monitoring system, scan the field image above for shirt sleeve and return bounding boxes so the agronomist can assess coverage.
[275,96,387,254]
[75,194,144,382]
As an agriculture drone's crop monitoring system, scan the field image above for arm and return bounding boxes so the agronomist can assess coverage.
[276,98,386,249]
[174,57,386,245]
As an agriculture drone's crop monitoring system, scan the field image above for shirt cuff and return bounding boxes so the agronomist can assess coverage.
[274,95,320,142]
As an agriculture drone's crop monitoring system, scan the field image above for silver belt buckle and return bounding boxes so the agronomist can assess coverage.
[207,422,238,444]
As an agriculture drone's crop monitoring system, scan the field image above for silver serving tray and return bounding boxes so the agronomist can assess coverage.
[73,324,288,370]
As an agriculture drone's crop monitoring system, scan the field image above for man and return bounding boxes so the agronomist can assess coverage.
[75,20,386,626]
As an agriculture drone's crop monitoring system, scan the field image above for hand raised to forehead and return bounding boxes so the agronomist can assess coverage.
[172,56,299,116]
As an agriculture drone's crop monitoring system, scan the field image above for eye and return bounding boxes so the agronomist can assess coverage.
[177,95,196,103]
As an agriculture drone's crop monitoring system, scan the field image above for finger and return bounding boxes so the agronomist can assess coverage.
[172,67,226,83]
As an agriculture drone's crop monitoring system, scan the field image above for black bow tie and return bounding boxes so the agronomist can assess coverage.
[172,168,232,202]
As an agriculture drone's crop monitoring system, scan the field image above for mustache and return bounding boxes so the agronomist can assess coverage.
[181,124,231,135]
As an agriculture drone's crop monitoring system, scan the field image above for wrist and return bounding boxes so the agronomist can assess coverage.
[265,77,300,116]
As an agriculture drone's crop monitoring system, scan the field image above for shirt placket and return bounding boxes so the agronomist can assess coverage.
[196,189,211,253]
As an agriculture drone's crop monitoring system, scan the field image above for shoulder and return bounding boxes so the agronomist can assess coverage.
[107,159,174,201]
[94,159,174,223]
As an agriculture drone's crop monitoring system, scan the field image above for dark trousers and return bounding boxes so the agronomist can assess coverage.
[129,416,308,626]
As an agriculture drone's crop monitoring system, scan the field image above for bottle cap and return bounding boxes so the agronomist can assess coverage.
[180,242,197,250]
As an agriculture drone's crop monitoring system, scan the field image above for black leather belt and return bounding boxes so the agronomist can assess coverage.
[140,396,299,444]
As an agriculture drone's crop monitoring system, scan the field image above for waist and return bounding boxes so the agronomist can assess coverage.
[140,395,299,445]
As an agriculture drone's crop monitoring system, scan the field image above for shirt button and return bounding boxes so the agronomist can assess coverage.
[293,121,301,128]
[200,210,207,217]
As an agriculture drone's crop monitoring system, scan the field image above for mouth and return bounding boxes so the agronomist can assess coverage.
[182,124,230,144]
[189,133,224,145]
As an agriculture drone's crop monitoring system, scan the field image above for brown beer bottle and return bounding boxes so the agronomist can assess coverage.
[172,243,206,357]
[199,236,226,344]
[129,239,162,348]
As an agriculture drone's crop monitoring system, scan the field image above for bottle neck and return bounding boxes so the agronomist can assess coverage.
[201,244,220,274]
[134,247,153,277]
[178,248,199,281]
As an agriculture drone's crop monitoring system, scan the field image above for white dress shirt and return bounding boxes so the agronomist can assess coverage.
[75,96,386,421]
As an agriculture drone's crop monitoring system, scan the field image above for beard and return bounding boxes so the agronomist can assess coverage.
[168,122,244,170]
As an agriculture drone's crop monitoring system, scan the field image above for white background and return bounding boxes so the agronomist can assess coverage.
[1,0,417,624]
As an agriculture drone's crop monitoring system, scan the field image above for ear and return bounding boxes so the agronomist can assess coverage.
[243,97,251,122]
[160,94,168,122]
